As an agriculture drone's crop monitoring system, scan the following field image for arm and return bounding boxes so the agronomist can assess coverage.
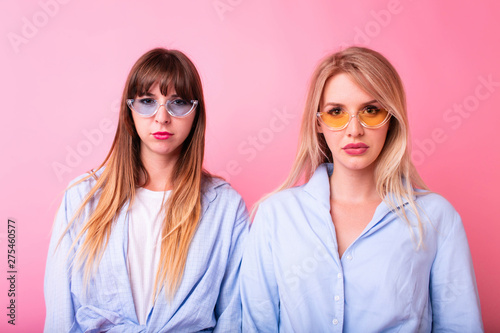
[240,205,280,333]
[44,189,78,333]
[213,198,249,333]
[430,210,483,332]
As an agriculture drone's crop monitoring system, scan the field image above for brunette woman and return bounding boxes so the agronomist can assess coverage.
[45,48,248,332]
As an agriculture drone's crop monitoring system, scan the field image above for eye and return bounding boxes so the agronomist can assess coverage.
[326,107,344,116]
[171,98,189,106]
[362,105,381,115]
[138,98,156,105]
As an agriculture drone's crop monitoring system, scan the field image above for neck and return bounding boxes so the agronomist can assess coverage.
[140,151,179,192]
[330,164,381,204]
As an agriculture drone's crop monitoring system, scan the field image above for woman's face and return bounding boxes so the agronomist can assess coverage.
[131,81,196,163]
[318,73,389,174]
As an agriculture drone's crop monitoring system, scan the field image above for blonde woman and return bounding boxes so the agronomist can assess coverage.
[240,47,483,332]
[44,48,248,332]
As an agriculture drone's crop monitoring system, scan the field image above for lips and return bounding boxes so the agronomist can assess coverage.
[343,142,369,155]
[343,143,368,149]
[152,131,172,140]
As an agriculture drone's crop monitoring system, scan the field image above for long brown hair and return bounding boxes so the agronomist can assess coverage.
[59,48,210,296]
[256,46,428,246]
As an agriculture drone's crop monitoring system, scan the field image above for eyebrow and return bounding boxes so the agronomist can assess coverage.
[140,92,180,98]
[323,99,379,108]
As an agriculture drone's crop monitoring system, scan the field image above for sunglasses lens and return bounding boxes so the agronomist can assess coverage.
[358,107,389,127]
[319,107,390,129]
[128,98,197,117]
[319,111,350,129]
[129,99,157,116]
[168,99,195,117]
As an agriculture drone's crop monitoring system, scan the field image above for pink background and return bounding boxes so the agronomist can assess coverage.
[1,0,499,331]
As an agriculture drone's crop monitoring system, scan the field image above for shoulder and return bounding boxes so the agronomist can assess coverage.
[414,191,463,237]
[198,177,249,240]
[202,176,248,222]
[203,176,244,204]
[53,170,103,236]
[258,185,308,212]
[63,169,103,202]
[415,191,459,219]
[252,185,310,233]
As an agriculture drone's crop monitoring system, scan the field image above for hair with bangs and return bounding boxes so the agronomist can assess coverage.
[58,48,210,297]
[256,46,429,246]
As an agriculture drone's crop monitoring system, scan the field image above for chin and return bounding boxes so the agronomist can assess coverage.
[337,159,377,172]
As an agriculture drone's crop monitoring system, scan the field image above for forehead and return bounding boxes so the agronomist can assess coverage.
[141,81,177,97]
[322,73,375,105]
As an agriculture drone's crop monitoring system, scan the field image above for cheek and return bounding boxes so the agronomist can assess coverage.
[374,127,390,154]
[321,131,342,153]
[184,115,197,133]
[131,116,150,137]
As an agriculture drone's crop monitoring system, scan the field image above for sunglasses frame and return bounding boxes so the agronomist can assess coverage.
[127,98,198,118]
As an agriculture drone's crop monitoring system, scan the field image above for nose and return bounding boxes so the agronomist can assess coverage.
[345,114,364,137]
[154,103,171,124]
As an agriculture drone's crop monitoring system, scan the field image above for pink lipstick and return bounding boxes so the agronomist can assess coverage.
[343,143,369,155]
[152,131,172,140]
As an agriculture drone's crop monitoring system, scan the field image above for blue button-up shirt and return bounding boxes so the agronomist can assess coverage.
[44,172,248,332]
[241,164,483,332]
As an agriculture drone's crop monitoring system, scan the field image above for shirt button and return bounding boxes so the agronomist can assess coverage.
[334,295,340,301]
[337,273,342,279]
[346,254,353,260]
[332,318,339,325]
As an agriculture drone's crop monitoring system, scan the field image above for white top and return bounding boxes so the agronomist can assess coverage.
[127,187,170,325]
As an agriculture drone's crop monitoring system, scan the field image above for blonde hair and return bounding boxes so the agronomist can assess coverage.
[58,48,210,296]
[258,46,428,245]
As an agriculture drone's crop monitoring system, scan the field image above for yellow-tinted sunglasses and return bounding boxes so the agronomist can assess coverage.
[317,106,391,131]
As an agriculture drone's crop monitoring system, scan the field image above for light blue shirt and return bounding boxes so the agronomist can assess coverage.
[44,171,249,333]
[241,164,483,332]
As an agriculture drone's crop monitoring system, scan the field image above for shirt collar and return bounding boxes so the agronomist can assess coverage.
[303,163,332,210]
[202,176,227,203]
[303,163,412,211]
